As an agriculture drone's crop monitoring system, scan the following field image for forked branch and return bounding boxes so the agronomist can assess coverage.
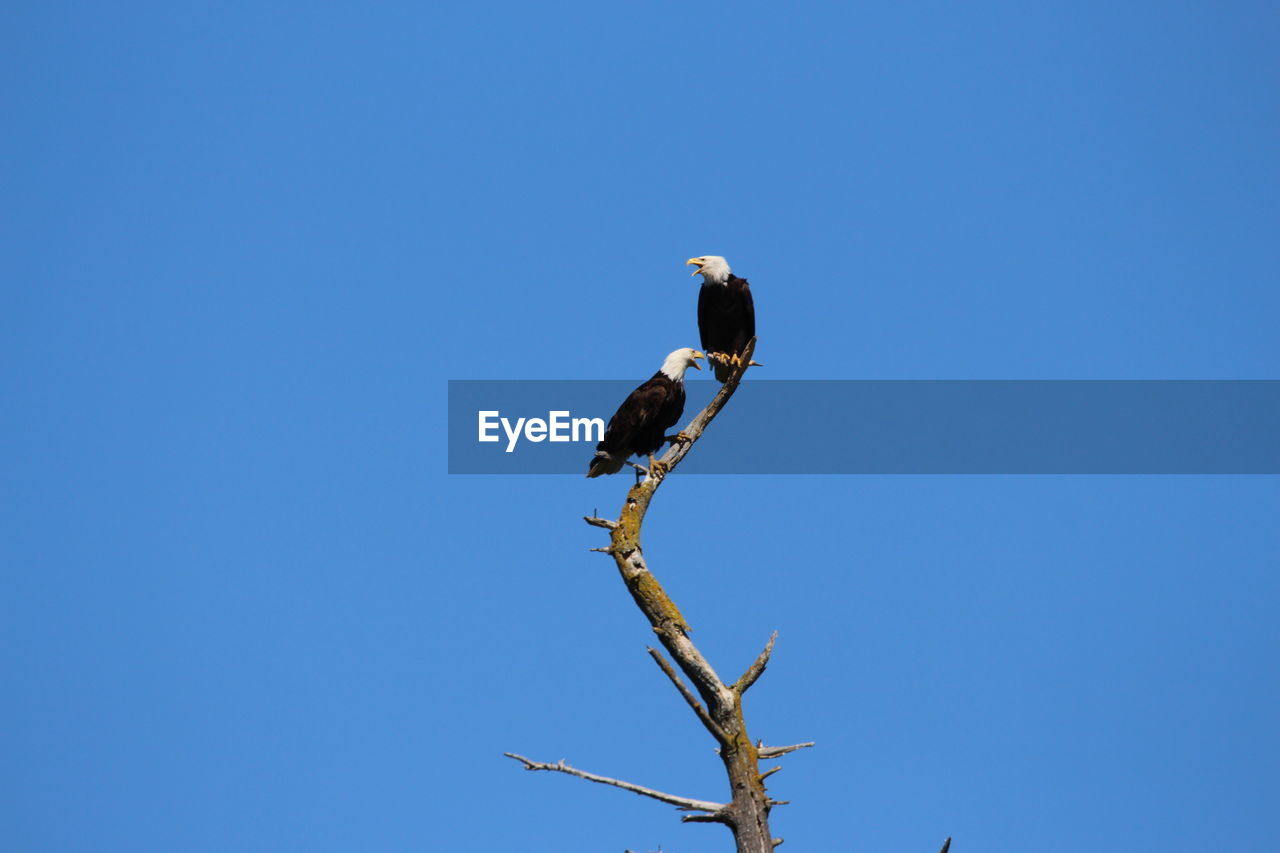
[647,646,727,742]
[510,339,814,853]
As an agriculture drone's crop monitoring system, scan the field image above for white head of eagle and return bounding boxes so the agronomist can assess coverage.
[686,255,731,284]
[659,347,704,381]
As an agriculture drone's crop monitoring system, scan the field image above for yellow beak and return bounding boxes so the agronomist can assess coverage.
[686,257,704,276]
[691,350,704,369]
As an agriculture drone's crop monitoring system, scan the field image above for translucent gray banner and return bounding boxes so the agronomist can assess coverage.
[447,380,1280,474]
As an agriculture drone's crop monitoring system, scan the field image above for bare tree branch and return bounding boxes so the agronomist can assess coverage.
[503,753,726,814]
[510,339,811,853]
[601,338,759,717]
[938,837,952,853]
[734,631,778,694]
[756,742,815,759]
[584,341,786,853]
[647,646,727,742]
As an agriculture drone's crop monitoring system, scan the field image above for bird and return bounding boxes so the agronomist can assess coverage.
[687,255,755,382]
[586,347,704,478]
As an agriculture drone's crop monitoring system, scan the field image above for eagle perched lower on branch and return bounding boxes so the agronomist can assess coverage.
[586,348,704,478]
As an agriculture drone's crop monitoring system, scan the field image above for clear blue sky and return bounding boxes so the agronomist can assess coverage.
[3,2,1278,851]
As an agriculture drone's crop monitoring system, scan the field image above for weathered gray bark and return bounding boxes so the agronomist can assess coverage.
[509,342,804,852]
[506,338,950,852]
[589,345,780,852]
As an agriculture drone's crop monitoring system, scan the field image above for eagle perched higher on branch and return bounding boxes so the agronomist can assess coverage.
[687,255,755,383]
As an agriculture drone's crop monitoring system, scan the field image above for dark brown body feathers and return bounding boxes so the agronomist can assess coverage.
[586,372,686,477]
[698,274,755,382]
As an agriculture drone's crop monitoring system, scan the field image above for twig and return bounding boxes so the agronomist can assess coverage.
[938,838,952,853]
[583,516,618,530]
[503,753,726,815]
[647,646,727,743]
[756,742,815,759]
[734,631,778,694]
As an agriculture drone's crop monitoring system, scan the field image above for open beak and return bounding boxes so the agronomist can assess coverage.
[691,350,704,369]
[686,257,704,276]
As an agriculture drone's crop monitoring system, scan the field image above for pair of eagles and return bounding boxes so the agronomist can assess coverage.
[586,256,755,479]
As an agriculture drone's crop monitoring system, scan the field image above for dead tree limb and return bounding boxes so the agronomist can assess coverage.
[596,340,784,853]
[507,334,951,850]
[503,753,727,818]
[508,339,814,852]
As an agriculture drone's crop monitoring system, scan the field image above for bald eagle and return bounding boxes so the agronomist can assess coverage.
[687,255,755,383]
[586,348,704,478]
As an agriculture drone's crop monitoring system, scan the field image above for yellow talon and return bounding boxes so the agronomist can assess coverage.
[647,454,670,479]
